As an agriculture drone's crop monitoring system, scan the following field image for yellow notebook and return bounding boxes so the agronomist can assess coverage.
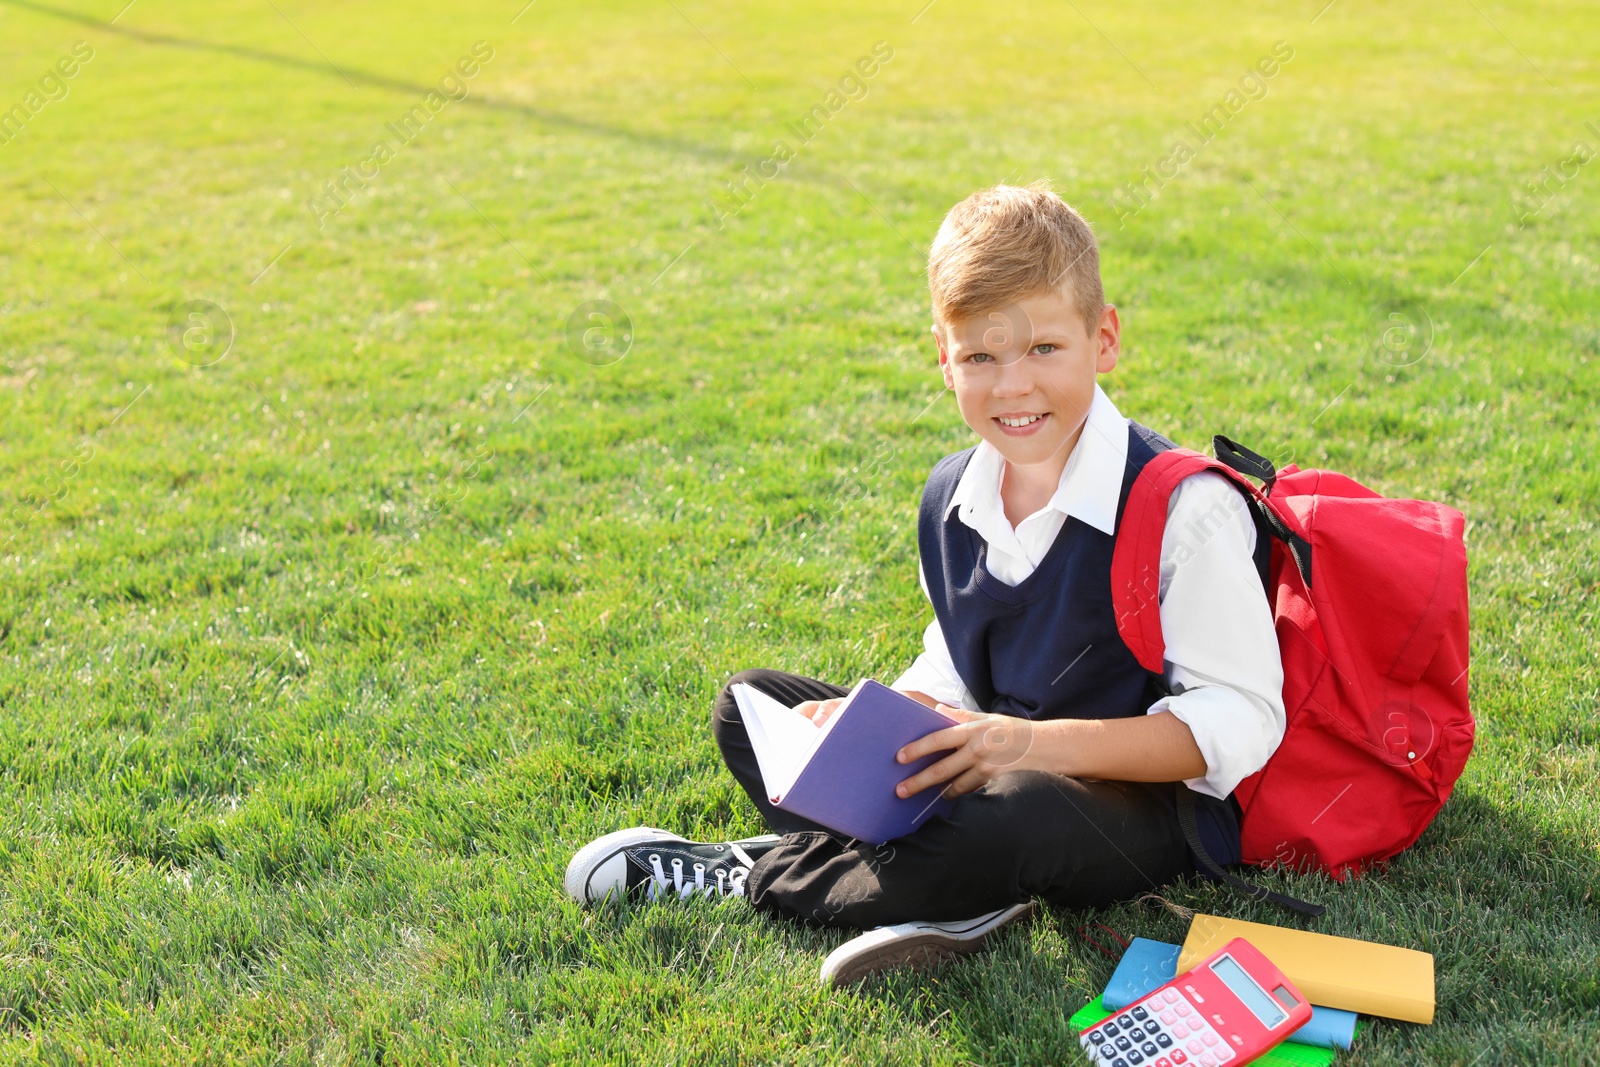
[1178,914,1435,1024]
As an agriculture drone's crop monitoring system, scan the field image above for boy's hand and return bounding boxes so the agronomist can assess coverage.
[795,697,846,727]
[893,706,1038,800]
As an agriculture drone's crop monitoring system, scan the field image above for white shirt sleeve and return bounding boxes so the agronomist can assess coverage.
[890,563,980,711]
[1147,471,1286,799]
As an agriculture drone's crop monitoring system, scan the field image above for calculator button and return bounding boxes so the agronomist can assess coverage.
[1142,1042,1159,1057]
[1116,1036,1132,1051]
[1202,1033,1218,1047]
[1111,1060,1128,1067]
[1156,1033,1173,1049]
[1127,1053,1144,1066]
[1170,1054,1187,1066]
[1214,1044,1233,1063]
[1187,1040,1204,1055]
[1118,1015,1134,1028]
[1199,1056,1216,1067]
[1174,1002,1191,1016]
[1160,1011,1176,1025]
[1132,1006,1150,1021]
[1173,1023,1189,1039]
[1128,1027,1146,1041]
[1163,990,1179,1004]
[1089,1031,1107,1045]
[1156,1060,1171,1067]
[1105,1024,1121,1038]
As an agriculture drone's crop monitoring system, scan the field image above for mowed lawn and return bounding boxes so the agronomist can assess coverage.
[1,0,1597,1062]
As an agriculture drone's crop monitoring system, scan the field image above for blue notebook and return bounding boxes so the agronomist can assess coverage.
[1104,937,1359,1050]
[732,679,958,845]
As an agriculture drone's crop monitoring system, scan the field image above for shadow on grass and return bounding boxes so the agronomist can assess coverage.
[1415,787,1599,910]
[4,0,861,194]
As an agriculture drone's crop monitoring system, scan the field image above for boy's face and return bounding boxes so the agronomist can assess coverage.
[935,287,1120,473]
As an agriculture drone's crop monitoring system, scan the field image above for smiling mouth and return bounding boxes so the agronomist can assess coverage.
[995,413,1047,427]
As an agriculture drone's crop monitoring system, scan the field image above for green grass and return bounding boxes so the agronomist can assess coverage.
[1,0,1597,1062]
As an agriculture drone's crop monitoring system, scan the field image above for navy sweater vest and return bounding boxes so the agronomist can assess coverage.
[916,421,1242,865]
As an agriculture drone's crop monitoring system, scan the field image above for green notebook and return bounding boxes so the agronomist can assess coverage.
[1068,999,1336,1067]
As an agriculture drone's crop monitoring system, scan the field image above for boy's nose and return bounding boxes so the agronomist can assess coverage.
[991,353,1035,395]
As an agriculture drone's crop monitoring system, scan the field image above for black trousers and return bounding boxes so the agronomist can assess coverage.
[713,668,1200,930]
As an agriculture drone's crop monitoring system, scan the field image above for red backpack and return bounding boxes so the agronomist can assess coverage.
[1111,436,1473,913]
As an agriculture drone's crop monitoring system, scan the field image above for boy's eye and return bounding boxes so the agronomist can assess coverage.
[1031,343,1057,356]
[968,352,994,363]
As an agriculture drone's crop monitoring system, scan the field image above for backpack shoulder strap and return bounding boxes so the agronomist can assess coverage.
[1177,786,1326,916]
[1110,448,1258,673]
[1117,441,1329,917]
[1112,442,1314,673]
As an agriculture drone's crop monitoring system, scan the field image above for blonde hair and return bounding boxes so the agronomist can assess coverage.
[927,181,1105,335]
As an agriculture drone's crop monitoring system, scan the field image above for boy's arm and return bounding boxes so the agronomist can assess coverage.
[1021,709,1207,782]
[1030,472,1282,790]
[1141,471,1286,796]
[897,472,1283,800]
[896,704,1209,799]
[891,562,976,711]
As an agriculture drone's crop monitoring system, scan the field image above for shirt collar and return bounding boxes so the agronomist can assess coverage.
[944,383,1129,537]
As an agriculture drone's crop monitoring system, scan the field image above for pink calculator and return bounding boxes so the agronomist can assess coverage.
[1077,937,1312,1067]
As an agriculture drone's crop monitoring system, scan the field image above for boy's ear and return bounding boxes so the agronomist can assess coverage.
[933,324,954,389]
[1095,304,1121,374]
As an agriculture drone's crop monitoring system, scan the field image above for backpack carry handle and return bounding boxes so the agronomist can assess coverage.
[1211,436,1314,591]
[1212,435,1279,490]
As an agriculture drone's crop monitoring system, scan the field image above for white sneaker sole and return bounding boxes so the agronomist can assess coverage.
[563,826,687,904]
[818,901,1037,987]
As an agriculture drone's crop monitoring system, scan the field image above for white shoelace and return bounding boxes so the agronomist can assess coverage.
[644,851,752,901]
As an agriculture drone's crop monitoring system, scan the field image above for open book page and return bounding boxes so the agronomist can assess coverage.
[731,680,867,801]
[730,684,818,800]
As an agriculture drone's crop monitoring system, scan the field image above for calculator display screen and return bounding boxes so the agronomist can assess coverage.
[1210,955,1287,1029]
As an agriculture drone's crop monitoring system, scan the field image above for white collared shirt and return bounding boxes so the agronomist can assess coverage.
[891,384,1286,799]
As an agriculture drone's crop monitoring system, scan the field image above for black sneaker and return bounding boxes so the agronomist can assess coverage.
[564,826,783,905]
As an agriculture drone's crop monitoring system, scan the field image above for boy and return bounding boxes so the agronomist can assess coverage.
[565,183,1284,987]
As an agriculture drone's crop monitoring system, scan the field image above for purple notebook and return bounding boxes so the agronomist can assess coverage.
[731,678,959,845]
